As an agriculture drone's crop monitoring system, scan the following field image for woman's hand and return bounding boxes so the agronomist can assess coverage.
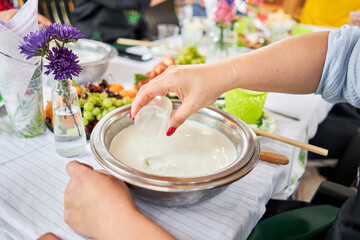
[64,161,136,238]
[0,9,51,26]
[64,161,176,240]
[131,64,233,134]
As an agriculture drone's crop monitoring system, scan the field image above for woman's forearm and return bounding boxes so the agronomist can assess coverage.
[98,207,176,240]
[214,31,330,94]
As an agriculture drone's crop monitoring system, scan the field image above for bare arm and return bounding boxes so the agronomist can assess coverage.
[213,31,329,94]
[98,206,176,240]
[131,31,329,131]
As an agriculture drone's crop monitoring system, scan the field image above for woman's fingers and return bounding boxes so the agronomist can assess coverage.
[37,232,61,240]
[95,169,111,175]
[131,73,175,117]
[66,160,94,177]
[167,100,196,132]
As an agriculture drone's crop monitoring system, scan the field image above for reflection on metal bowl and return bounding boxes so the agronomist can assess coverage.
[90,100,260,207]
[67,39,117,84]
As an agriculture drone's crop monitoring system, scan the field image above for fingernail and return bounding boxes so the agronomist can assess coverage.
[132,117,134,120]
[166,127,176,136]
[129,112,132,118]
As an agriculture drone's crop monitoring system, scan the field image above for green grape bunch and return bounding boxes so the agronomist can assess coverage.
[75,79,133,134]
[175,45,206,65]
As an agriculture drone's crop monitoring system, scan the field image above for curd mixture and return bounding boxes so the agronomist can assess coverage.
[109,120,237,177]
[71,49,104,64]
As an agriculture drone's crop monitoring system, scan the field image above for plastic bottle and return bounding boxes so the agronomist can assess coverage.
[134,96,173,138]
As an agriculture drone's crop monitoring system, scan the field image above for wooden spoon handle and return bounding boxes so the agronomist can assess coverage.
[260,151,289,165]
[251,127,328,156]
[116,38,159,47]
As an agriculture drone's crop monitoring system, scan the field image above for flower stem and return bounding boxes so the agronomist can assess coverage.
[220,26,224,50]
[60,79,81,137]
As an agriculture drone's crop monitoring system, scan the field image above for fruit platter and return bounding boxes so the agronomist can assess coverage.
[45,78,135,137]
[134,46,205,90]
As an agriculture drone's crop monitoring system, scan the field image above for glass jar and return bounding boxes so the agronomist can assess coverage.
[51,79,86,157]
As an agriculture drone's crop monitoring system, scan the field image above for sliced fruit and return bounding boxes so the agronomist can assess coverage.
[120,89,136,99]
[108,83,124,93]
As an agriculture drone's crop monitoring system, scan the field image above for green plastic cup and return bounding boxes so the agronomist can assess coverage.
[225,88,268,124]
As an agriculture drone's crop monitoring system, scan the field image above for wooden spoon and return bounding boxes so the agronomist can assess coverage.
[116,38,159,47]
[260,151,289,165]
[251,127,328,156]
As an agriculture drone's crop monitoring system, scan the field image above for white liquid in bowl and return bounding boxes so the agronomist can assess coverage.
[71,49,105,64]
[109,120,237,177]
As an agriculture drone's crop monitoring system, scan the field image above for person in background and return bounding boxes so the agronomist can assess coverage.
[300,0,360,28]
[71,0,166,44]
[64,25,360,239]
[349,11,360,26]
[0,0,51,25]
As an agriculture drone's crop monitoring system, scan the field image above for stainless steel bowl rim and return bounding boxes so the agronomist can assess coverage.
[91,100,260,192]
[68,39,118,66]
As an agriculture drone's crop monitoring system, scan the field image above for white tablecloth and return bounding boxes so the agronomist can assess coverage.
[0,56,333,240]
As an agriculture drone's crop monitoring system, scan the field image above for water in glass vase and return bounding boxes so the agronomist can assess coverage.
[53,106,86,157]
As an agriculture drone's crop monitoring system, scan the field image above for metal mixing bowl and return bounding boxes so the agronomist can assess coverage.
[67,39,117,84]
[91,100,260,206]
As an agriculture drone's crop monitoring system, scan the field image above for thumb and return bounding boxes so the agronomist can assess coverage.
[66,160,94,177]
[167,101,196,136]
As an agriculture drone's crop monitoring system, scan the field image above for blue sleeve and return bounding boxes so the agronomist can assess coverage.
[315,25,360,108]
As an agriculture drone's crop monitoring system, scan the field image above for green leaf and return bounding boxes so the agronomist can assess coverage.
[55,40,61,48]
[134,74,148,87]
[10,94,38,124]
[15,105,45,138]
[72,80,83,91]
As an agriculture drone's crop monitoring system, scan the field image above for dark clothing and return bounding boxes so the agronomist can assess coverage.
[326,188,360,240]
[309,103,360,161]
[0,0,14,11]
[256,185,360,239]
[260,199,314,222]
[71,0,151,43]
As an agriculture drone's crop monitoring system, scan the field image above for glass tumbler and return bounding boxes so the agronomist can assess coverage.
[225,88,267,124]
[134,96,173,138]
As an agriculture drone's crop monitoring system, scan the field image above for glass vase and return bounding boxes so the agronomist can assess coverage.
[207,25,236,62]
[3,58,46,138]
[51,79,86,157]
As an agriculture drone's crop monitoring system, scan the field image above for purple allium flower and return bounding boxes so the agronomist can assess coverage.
[19,29,49,59]
[47,23,84,42]
[225,0,234,6]
[44,47,82,80]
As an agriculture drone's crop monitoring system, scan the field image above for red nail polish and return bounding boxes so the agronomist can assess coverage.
[166,127,176,136]
[129,112,132,118]
[132,117,135,120]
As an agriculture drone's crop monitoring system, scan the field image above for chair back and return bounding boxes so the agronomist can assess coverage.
[39,0,74,25]
[19,0,74,25]
[143,0,179,39]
